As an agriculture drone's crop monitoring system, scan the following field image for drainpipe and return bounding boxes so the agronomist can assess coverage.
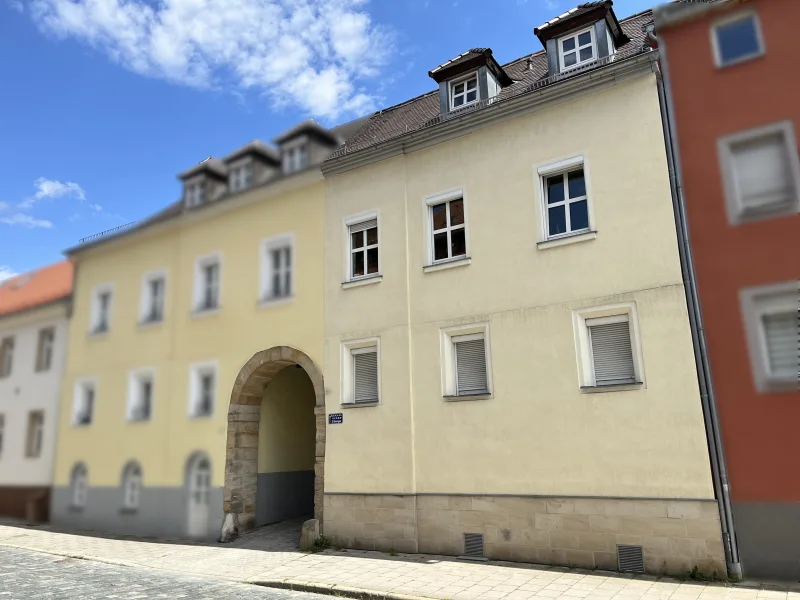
[647,28,742,579]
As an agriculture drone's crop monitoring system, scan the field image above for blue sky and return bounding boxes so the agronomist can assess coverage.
[0,0,655,280]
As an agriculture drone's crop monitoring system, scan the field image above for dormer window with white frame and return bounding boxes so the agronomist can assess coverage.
[559,27,597,72]
[450,73,478,110]
[229,162,253,192]
[283,143,308,173]
[90,284,113,335]
[185,181,205,207]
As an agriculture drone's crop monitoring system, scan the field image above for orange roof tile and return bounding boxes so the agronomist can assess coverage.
[0,260,73,317]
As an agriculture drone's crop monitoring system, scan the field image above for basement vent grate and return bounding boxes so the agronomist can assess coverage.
[463,533,485,558]
[617,544,645,573]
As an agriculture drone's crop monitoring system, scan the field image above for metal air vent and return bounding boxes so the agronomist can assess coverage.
[617,544,645,573]
[463,533,485,559]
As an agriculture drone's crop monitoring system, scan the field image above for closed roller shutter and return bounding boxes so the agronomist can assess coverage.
[588,318,636,386]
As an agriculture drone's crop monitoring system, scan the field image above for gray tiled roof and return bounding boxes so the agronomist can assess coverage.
[535,1,609,33]
[331,8,652,160]
[429,48,491,74]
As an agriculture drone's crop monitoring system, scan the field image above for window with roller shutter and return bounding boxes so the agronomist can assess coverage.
[348,218,379,279]
[453,334,489,395]
[352,348,379,403]
[587,316,637,386]
[762,311,798,379]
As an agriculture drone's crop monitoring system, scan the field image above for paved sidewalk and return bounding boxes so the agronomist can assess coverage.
[0,523,796,600]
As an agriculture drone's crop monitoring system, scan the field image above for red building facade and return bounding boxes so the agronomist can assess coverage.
[655,0,799,581]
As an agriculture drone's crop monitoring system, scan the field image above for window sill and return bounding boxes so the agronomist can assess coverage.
[443,392,492,402]
[580,382,643,394]
[72,422,92,428]
[191,307,220,319]
[119,507,138,515]
[342,274,382,289]
[127,417,152,424]
[257,295,294,309]
[758,376,797,394]
[423,256,471,273]
[341,400,379,408]
[137,318,164,330]
[717,51,764,70]
[88,330,109,339]
[190,412,214,420]
[538,230,597,250]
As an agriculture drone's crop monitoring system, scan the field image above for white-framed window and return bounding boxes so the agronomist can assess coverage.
[573,303,645,390]
[89,284,113,335]
[341,339,380,405]
[127,369,154,422]
[559,26,596,72]
[121,462,142,510]
[260,234,294,303]
[229,162,253,192]
[73,379,96,426]
[70,462,88,508]
[185,181,205,207]
[193,254,221,312]
[189,362,217,418]
[440,323,492,399]
[426,190,468,265]
[718,121,800,224]
[25,410,44,458]
[35,327,55,372]
[0,337,13,378]
[347,214,380,280]
[711,11,764,68]
[283,144,308,173]
[450,73,478,110]
[740,282,799,393]
[538,156,592,240]
[140,270,166,324]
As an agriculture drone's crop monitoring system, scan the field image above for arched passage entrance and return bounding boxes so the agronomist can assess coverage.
[219,346,325,542]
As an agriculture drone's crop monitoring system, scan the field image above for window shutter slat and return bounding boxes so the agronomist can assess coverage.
[732,135,793,208]
[589,321,636,385]
[763,311,799,376]
[349,219,378,234]
[353,350,378,403]
[455,338,488,394]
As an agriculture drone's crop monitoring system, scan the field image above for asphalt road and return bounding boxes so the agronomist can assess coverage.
[0,546,331,600]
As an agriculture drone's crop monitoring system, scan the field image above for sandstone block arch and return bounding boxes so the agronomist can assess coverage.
[219,346,325,542]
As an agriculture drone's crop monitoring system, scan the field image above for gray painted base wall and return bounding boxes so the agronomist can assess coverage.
[257,470,314,526]
[733,501,800,581]
[50,486,224,541]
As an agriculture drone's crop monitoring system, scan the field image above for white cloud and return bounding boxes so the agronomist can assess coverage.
[0,266,17,282]
[19,177,87,209]
[88,203,103,212]
[1,213,54,229]
[29,0,394,119]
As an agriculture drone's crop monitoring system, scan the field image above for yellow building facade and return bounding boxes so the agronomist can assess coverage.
[319,6,726,577]
[52,121,357,539]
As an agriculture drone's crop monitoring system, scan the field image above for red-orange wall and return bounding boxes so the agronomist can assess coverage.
[661,0,799,503]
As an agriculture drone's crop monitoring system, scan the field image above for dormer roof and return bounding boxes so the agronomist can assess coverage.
[273,119,339,146]
[177,157,227,181]
[223,140,280,165]
[428,47,513,86]
[534,1,629,47]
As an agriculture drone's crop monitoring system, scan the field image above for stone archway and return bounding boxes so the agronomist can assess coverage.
[219,346,325,542]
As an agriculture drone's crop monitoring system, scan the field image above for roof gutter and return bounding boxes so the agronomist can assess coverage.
[648,33,742,579]
[322,52,655,176]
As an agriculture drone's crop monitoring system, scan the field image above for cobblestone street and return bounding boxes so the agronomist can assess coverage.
[0,547,328,600]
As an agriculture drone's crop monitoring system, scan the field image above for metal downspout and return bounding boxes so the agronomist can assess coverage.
[648,34,742,579]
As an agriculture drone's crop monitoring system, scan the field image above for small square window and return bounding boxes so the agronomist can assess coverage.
[348,218,379,280]
[341,339,380,405]
[450,74,479,110]
[73,380,96,426]
[559,27,596,72]
[229,163,253,192]
[574,304,644,391]
[189,363,217,417]
[283,144,308,173]
[25,411,44,458]
[740,282,799,393]
[128,369,154,422]
[718,121,800,224]
[712,12,764,68]
[260,235,294,303]
[0,337,14,378]
[90,284,113,335]
[539,160,592,240]
[35,327,55,372]
[428,194,468,264]
[185,182,205,207]
[194,255,221,312]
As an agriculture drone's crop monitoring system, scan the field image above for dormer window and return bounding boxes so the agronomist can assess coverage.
[186,182,204,207]
[283,144,308,173]
[229,163,252,192]
[450,73,478,109]
[559,27,597,72]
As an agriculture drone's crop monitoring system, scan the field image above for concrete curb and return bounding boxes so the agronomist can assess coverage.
[0,542,134,569]
[250,579,432,600]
